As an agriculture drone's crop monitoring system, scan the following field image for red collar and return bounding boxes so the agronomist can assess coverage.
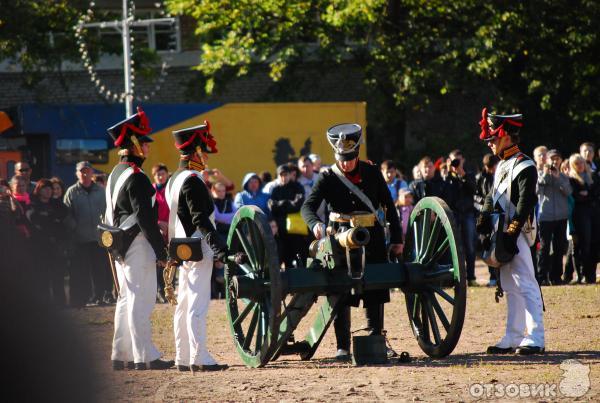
[499,144,520,160]
[342,164,361,184]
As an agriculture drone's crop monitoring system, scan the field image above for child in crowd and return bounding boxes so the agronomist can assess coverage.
[396,189,414,239]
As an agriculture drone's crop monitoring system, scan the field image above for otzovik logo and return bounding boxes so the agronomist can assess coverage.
[559,359,591,397]
[469,359,591,399]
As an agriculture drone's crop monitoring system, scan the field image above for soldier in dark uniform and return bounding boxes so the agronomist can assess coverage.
[476,108,545,355]
[166,121,229,372]
[105,107,174,370]
[301,123,403,359]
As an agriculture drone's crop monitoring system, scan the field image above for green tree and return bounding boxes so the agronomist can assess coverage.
[0,0,82,85]
[166,0,598,127]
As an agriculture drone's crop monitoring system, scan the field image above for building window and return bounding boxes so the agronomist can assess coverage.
[56,139,108,164]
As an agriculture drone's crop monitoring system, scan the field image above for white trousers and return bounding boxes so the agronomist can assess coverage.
[174,239,217,366]
[111,234,161,363]
[496,233,545,348]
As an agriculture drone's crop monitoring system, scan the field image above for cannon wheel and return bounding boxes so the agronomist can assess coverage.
[225,206,282,367]
[403,197,467,358]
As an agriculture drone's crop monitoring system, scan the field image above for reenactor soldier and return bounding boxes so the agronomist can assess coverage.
[166,121,229,372]
[477,108,545,355]
[301,123,403,359]
[105,107,174,370]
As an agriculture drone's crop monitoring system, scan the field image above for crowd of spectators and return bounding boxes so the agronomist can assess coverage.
[0,142,598,308]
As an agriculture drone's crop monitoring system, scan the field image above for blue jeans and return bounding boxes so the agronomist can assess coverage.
[457,211,477,281]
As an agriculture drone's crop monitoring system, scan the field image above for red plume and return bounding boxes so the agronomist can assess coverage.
[479,107,490,140]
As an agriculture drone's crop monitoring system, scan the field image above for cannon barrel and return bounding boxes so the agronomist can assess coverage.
[335,227,370,249]
[308,227,370,259]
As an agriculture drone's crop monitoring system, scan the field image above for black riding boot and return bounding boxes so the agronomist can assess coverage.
[366,304,384,335]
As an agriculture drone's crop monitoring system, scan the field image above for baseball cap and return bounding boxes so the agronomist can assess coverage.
[76,161,93,171]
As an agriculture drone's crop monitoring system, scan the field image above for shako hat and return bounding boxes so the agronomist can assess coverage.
[479,107,523,141]
[327,123,363,161]
[172,121,218,155]
[107,106,153,148]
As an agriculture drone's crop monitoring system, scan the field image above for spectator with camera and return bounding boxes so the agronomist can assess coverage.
[409,156,450,204]
[444,149,477,286]
[202,167,234,193]
[536,150,572,285]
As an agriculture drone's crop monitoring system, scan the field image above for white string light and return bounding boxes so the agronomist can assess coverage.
[74,0,175,104]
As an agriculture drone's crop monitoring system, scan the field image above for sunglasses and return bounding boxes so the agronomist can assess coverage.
[17,168,31,172]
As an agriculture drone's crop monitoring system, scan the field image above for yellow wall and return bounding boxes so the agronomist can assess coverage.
[96,102,367,188]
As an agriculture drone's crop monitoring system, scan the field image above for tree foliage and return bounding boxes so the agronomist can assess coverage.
[0,0,82,84]
[166,0,599,124]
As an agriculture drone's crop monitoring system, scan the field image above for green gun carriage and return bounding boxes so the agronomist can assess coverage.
[172,196,467,368]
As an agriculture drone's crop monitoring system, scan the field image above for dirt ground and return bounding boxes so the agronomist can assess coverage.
[68,262,600,402]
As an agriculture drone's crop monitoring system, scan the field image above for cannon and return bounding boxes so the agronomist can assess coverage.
[171,196,466,367]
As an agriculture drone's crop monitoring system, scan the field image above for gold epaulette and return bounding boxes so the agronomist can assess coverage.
[507,219,521,235]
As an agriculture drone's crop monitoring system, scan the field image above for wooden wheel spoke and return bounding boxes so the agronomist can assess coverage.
[424,236,449,266]
[237,264,252,275]
[424,296,442,344]
[420,216,442,263]
[243,305,260,350]
[428,292,451,332]
[420,299,430,339]
[255,304,265,351]
[411,294,419,319]
[419,210,432,260]
[235,227,259,270]
[248,221,265,270]
[412,220,422,258]
[233,300,256,327]
[430,285,455,306]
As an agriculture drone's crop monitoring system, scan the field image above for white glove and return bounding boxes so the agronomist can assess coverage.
[312,222,327,239]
